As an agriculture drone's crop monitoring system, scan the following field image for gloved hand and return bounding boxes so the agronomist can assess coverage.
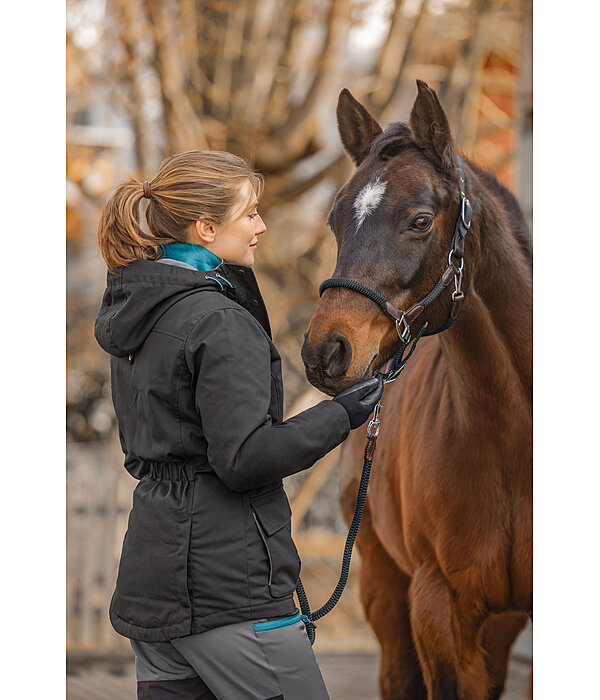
[332,374,384,430]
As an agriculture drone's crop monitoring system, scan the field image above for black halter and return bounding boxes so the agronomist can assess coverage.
[318,155,472,382]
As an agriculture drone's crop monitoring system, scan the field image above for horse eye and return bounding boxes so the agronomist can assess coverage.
[412,215,433,232]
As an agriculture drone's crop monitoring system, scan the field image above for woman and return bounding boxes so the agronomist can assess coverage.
[95,150,384,700]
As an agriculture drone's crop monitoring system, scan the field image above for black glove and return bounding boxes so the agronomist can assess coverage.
[332,374,384,430]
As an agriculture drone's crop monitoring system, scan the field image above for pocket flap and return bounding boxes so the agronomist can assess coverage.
[250,489,292,536]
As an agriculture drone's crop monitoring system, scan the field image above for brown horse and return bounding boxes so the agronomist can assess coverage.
[301,81,532,700]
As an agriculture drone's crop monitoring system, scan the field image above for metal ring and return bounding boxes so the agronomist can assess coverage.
[448,250,465,274]
[367,419,380,437]
[204,275,224,290]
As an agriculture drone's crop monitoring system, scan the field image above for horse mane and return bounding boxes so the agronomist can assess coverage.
[370,122,414,160]
[369,122,533,270]
[468,161,533,270]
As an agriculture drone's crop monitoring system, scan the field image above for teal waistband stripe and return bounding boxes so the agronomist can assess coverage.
[253,612,310,632]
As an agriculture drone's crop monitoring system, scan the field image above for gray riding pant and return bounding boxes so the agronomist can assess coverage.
[131,612,330,700]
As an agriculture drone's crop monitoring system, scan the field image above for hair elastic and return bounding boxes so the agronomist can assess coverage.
[143,181,152,199]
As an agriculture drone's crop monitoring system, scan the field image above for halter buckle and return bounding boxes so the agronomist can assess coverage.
[395,314,411,343]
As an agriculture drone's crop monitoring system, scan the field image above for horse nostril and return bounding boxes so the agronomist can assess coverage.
[322,333,352,378]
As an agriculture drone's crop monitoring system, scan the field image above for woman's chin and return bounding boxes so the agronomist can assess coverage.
[225,250,255,267]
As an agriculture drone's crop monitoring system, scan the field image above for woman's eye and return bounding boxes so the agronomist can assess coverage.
[249,212,258,220]
[411,215,433,232]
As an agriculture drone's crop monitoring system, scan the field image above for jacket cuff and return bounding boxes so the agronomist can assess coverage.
[315,398,352,441]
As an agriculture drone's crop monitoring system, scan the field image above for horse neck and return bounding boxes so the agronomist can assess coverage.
[438,181,532,414]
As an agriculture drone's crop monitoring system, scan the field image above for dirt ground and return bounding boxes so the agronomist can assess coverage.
[67,652,531,699]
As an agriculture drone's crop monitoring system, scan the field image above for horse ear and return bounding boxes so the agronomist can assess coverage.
[409,80,456,174]
[336,89,383,167]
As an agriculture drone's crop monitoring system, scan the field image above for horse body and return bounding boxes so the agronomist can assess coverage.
[302,82,532,699]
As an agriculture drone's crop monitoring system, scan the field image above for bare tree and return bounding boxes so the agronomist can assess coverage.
[68,0,528,432]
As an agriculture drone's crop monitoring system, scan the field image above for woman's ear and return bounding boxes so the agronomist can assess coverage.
[191,220,217,244]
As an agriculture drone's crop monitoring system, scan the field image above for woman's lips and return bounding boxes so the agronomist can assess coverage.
[249,243,257,248]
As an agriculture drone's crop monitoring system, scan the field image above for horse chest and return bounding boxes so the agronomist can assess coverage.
[369,404,531,606]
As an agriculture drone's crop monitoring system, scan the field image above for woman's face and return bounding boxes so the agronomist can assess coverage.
[192,179,266,267]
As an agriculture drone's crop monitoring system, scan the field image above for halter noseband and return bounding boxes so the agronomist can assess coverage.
[318,154,472,382]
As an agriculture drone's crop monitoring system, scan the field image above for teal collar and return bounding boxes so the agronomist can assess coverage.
[158,243,224,271]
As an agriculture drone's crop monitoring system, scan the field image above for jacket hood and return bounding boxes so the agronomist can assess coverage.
[94,259,233,357]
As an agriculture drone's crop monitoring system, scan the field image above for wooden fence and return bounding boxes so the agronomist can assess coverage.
[67,439,137,655]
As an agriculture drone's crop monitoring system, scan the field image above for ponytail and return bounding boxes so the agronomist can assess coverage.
[97,178,183,273]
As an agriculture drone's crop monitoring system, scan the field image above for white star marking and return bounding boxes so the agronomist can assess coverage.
[353,177,387,230]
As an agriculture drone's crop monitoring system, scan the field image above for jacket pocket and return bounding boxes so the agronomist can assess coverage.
[250,488,300,598]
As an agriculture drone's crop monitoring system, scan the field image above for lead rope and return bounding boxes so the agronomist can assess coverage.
[295,322,429,644]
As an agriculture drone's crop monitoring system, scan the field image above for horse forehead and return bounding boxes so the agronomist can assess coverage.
[352,176,388,229]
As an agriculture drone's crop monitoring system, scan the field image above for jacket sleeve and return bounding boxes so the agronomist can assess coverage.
[184,307,351,492]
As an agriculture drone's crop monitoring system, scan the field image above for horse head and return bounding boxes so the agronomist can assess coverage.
[301,80,481,395]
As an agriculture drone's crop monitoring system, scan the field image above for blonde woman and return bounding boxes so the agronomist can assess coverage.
[95,150,384,700]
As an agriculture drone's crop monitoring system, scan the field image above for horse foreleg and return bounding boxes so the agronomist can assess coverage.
[360,513,426,699]
[481,612,528,699]
[409,565,489,700]
[340,489,425,698]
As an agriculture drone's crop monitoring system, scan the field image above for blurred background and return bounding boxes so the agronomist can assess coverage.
[66,0,532,696]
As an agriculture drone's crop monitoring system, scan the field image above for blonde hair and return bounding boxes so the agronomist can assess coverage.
[97,150,264,272]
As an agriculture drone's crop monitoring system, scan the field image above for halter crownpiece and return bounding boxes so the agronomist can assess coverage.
[143,181,152,199]
[318,154,472,383]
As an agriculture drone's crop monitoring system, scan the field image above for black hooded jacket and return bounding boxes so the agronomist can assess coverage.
[94,258,351,641]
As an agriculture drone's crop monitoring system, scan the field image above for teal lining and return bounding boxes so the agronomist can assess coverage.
[253,612,310,632]
[157,243,223,271]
